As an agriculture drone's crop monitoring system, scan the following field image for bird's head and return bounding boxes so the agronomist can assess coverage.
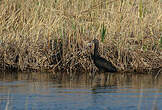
[92,39,99,44]
[87,39,99,48]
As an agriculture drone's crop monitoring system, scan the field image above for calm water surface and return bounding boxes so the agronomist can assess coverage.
[0,72,162,110]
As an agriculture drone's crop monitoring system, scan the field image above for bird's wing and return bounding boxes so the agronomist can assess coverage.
[95,57,116,72]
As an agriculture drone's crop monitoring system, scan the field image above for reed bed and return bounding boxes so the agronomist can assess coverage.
[0,0,161,75]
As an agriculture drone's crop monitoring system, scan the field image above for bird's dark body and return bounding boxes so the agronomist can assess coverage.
[91,54,117,73]
[90,39,117,73]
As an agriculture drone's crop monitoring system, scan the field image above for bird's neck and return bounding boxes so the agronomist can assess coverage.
[94,44,99,57]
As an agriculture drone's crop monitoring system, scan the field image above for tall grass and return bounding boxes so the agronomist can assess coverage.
[0,0,161,74]
[160,36,162,49]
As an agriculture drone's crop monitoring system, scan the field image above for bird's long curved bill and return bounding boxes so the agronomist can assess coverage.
[87,42,93,48]
[87,43,92,46]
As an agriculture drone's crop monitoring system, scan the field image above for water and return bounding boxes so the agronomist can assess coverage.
[0,72,162,110]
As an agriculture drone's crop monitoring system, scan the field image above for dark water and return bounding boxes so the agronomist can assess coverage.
[0,72,162,110]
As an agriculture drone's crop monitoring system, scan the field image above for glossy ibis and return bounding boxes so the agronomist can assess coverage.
[88,39,117,73]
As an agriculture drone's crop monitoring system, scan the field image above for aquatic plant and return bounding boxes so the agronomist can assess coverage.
[101,23,106,43]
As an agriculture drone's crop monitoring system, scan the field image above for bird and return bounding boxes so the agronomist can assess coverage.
[88,39,117,73]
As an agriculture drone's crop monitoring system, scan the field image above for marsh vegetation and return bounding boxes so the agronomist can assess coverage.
[0,0,161,74]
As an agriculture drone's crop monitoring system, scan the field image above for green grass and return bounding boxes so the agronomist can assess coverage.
[101,23,106,43]
[160,36,162,49]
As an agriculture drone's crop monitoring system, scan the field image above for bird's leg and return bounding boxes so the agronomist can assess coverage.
[99,73,109,87]
[107,73,111,86]
[92,73,101,87]
[100,73,105,86]
[104,73,109,86]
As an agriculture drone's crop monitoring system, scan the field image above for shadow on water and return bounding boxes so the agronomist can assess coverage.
[0,72,162,110]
